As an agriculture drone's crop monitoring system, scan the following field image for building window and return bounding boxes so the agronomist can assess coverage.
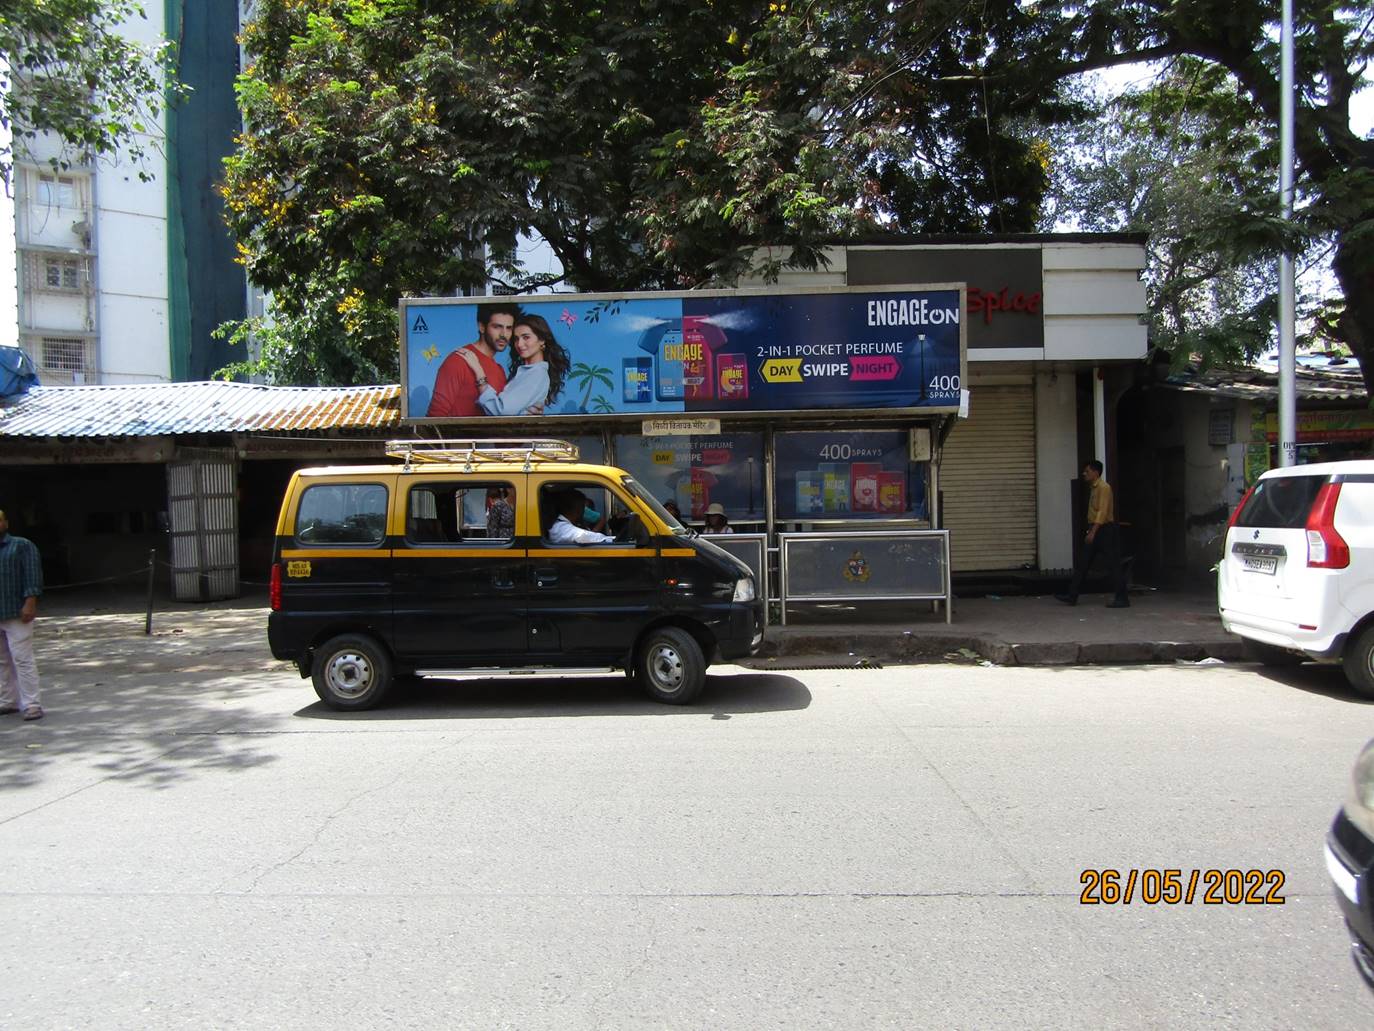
[35,174,79,210]
[40,337,89,373]
[44,257,81,290]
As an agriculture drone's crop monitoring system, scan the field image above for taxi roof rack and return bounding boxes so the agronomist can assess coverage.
[384,438,582,472]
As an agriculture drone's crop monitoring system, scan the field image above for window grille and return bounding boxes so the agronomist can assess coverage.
[40,337,89,373]
[19,250,91,294]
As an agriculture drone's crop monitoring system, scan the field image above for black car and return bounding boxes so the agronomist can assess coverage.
[1326,738,1374,987]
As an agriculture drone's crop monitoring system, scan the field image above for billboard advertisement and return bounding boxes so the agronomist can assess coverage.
[773,430,928,521]
[400,286,965,421]
[614,432,766,523]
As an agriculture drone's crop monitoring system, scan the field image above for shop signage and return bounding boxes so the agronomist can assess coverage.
[400,286,966,421]
[642,418,720,436]
[847,247,1044,351]
[1258,409,1374,442]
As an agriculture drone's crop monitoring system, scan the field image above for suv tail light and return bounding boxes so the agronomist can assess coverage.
[270,562,283,610]
[1306,482,1350,568]
[1227,485,1256,529]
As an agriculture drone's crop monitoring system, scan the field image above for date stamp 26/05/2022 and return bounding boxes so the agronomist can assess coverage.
[1079,869,1286,906]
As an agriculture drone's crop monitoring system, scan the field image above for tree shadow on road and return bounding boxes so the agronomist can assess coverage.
[294,671,813,721]
[0,612,285,792]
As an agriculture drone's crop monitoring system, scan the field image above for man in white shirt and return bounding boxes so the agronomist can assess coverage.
[548,491,616,545]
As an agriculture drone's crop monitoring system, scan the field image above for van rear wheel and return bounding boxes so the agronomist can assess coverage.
[312,634,393,710]
[636,627,705,705]
[1343,627,1374,700]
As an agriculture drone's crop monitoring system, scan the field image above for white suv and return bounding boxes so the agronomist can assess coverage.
[1218,460,1374,697]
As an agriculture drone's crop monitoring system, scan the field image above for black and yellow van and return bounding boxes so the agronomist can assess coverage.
[268,439,765,709]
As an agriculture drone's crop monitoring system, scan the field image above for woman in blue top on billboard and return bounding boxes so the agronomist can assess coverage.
[459,313,570,416]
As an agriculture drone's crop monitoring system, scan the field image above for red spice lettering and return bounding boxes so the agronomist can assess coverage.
[967,286,1042,324]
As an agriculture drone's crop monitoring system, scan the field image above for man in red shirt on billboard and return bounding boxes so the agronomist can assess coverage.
[426,303,523,418]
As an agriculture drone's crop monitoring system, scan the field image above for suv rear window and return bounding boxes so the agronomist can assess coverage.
[1233,475,1325,529]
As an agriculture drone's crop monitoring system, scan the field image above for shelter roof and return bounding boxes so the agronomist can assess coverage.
[0,381,402,438]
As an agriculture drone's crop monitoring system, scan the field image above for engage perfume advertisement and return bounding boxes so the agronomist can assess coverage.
[774,430,928,521]
[614,433,766,523]
[401,287,964,421]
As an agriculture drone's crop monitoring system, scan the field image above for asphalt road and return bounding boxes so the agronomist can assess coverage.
[2,610,1373,1028]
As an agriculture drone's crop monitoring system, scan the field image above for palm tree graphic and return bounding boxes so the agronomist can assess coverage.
[569,362,614,412]
[590,395,615,413]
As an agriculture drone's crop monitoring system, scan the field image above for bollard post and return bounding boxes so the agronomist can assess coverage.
[144,548,156,635]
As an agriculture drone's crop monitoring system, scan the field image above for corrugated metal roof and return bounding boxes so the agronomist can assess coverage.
[1156,365,1367,403]
[0,381,402,437]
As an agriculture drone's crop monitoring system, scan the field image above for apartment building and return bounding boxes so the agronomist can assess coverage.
[10,2,248,385]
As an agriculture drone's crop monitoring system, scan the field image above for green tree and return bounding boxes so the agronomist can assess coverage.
[1029,2,1370,380]
[221,0,774,384]
[224,1,1373,388]
[1038,62,1317,366]
[649,1,1371,379]
[1,0,184,191]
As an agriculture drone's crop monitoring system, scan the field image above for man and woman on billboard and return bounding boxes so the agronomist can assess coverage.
[426,303,569,418]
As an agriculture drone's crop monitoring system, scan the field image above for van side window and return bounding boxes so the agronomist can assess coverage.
[296,484,388,545]
[406,482,516,544]
[538,481,631,544]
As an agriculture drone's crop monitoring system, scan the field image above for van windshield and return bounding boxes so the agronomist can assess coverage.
[621,477,688,535]
[1233,475,1325,529]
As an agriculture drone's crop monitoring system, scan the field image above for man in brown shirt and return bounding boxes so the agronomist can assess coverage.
[1056,459,1129,608]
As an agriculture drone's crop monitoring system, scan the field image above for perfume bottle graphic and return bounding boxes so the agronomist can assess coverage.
[621,357,652,403]
[637,321,685,401]
[680,315,730,402]
[717,353,749,401]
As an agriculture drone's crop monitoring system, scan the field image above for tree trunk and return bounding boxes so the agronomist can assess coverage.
[1332,231,1374,399]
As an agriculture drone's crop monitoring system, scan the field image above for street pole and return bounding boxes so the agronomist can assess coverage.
[1278,0,1297,467]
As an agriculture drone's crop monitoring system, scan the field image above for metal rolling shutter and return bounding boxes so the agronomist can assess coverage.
[938,385,1037,571]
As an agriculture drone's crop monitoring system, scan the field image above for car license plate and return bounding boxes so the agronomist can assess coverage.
[1243,555,1278,575]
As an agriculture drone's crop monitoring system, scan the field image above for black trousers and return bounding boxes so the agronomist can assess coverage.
[1067,522,1127,602]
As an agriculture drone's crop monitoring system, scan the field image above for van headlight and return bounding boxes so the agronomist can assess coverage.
[1355,739,1374,811]
[733,577,755,603]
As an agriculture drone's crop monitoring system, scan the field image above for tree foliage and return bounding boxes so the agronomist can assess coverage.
[1,0,183,192]
[1039,62,1301,366]
[223,0,1086,384]
[222,0,773,383]
[1005,1,1373,384]
[224,0,1374,389]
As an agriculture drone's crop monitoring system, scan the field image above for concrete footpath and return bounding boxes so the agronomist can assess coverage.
[36,586,1240,670]
[763,590,1240,666]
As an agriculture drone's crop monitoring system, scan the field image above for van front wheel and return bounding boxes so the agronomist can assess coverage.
[312,634,393,711]
[636,627,706,705]
[1343,627,1374,700]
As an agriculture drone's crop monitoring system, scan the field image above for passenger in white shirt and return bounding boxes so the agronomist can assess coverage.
[548,491,616,545]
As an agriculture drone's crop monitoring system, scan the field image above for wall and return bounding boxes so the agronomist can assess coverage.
[1041,245,1147,362]
[94,4,173,384]
[1035,371,1078,570]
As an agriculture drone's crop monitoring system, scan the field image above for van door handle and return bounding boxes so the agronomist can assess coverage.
[493,569,515,590]
[535,568,558,588]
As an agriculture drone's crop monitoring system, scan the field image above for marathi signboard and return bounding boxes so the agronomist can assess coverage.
[1256,409,1374,443]
[400,286,966,421]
